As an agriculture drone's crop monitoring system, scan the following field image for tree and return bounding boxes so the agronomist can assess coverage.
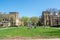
[21,16,29,26]
[30,16,39,28]
[46,8,58,13]
[0,13,3,21]
[37,16,42,26]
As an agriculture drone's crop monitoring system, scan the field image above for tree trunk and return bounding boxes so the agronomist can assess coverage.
[34,23,36,29]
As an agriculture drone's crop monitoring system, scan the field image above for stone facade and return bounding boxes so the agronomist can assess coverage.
[42,11,60,26]
[0,12,20,27]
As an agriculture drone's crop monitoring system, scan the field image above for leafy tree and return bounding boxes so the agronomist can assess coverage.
[37,16,42,26]
[21,16,29,26]
[30,16,39,28]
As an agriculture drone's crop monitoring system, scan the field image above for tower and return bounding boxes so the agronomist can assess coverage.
[9,12,19,26]
[42,11,50,26]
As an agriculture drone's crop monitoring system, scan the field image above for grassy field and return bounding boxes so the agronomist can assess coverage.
[0,26,60,38]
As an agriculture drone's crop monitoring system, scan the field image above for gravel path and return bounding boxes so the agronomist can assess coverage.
[0,38,60,40]
[0,37,60,40]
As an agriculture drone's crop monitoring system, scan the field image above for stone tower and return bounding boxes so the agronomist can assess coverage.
[9,12,19,26]
[42,11,50,26]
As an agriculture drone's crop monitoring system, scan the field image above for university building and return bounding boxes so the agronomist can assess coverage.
[0,12,20,27]
[41,11,60,26]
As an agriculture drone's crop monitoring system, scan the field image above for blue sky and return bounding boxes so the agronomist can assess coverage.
[0,0,60,17]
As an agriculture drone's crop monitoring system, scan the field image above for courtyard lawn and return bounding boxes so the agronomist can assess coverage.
[0,26,60,38]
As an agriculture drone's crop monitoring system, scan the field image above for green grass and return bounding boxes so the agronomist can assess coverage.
[0,26,60,38]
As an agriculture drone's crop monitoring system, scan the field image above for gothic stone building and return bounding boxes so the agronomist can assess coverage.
[41,11,60,26]
[0,12,20,27]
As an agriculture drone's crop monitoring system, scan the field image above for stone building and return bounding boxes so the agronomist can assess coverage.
[41,11,60,26]
[0,12,20,27]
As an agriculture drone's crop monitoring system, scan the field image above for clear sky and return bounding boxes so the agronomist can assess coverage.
[0,0,60,18]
